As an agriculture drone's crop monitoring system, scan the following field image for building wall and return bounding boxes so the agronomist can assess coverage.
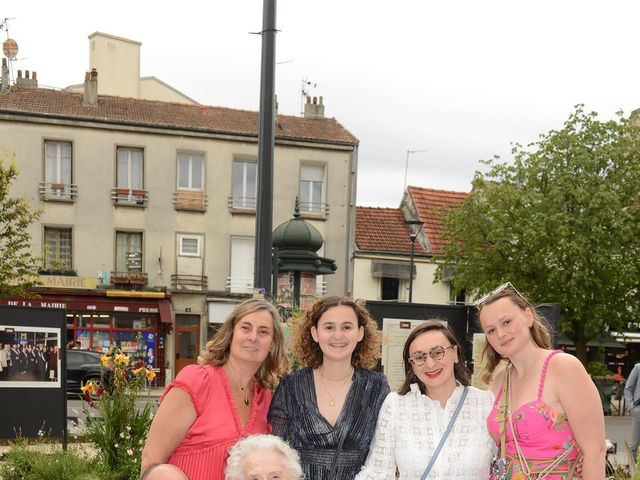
[89,32,140,98]
[352,255,451,304]
[1,118,354,299]
[139,78,196,104]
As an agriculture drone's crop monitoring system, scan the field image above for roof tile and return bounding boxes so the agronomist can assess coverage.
[408,186,468,255]
[0,87,358,146]
[355,207,426,254]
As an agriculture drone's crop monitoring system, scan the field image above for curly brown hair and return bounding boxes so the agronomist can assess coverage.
[198,298,289,390]
[477,288,551,384]
[290,296,382,369]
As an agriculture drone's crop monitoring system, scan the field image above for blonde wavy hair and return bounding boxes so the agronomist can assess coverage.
[477,288,552,384]
[198,298,289,390]
[291,296,382,369]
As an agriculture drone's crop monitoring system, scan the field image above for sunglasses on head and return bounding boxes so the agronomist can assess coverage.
[474,281,524,306]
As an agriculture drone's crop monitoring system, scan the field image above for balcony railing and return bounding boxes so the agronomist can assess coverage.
[225,275,254,294]
[299,201,329,218]
[111,271,148,287]
[39,182,78,202]
[111,188,148,207]
[171,274,208,291]
[227,195,257,212]
[173,190,208,212]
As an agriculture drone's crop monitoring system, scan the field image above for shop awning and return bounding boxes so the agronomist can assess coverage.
[557,333,626,349]
[371,260,415,279]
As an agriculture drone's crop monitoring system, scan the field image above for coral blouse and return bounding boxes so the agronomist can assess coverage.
[161,364,272,480]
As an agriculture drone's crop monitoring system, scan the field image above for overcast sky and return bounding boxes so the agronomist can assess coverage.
[5,1,640,207]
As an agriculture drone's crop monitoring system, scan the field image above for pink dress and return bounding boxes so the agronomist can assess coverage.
[161,364,272,480]
[487,350,580,479]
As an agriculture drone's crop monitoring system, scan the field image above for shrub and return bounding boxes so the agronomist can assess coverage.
[0,439,106,480]
[81,346,156,479]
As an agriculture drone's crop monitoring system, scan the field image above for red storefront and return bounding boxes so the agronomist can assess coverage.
[0,288,173,385]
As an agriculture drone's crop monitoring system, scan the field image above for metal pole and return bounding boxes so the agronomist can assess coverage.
[408,235,416,303]
[254,0,277,298]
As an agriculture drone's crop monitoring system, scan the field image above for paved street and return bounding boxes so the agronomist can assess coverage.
[603,414,634,467]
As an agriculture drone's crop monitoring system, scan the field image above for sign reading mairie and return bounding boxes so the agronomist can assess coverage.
[38,275,97,289]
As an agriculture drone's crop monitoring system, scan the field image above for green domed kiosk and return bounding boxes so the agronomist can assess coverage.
[273,200,336,308]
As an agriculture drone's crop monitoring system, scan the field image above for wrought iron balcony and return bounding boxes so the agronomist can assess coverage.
[171,274,208,291]
[298,201,330,218]
[173,190,208,212]
[227,195,257,212]
[225,275,254,294]
[110,271,148,287]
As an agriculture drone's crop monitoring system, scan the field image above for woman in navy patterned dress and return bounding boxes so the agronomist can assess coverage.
[268,296,390,480]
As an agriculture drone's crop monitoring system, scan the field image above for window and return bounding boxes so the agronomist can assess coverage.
[177,153,204,190]
[381,277,400,301]
[116,231,143,272]
[116,147,143,189]
[178,234,202,257]
[45,141,72,186]
[229,237,254,294]
[232,160,257,208]
[449,287,467,305]
[44,227,72,270]
[300,164,325,213]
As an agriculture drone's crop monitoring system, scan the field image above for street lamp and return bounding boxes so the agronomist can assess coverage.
[406,220,423,303]
[403,149,427,192]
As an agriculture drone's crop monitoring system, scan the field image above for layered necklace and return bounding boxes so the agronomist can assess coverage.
[317,367,354,407]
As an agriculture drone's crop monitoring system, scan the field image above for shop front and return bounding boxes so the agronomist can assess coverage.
[0,282,173,386]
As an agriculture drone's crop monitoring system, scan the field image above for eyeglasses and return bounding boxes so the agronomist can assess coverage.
[408,345,455,366]
[474,281,523,306]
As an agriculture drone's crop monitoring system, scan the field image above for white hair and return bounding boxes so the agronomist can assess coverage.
[225,434,303,480]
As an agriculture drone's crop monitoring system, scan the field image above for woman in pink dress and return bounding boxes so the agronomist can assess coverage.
[477,283,605,479]
[141,298,289,480]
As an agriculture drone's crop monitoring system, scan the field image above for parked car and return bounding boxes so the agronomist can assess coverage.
[65,349,109,395]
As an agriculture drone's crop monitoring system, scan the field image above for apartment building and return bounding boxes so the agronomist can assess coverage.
[0,63,358,383]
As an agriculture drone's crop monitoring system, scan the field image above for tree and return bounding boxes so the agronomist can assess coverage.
[0,150,41,297]
[436,106,640,363]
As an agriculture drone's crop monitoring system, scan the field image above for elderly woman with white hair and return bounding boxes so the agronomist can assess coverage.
[225,434,303,480]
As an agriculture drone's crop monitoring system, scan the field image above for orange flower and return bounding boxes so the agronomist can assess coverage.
[114,353,130,366]
[146,369,156,382]
[513,472,525,480]
[549,408,558,424]
[132,367,145,376]
[100,355,112,368]
[81,381,96,396]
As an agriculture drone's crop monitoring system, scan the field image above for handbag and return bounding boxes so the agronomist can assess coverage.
[327,372,361,480]
[420,386,469,480]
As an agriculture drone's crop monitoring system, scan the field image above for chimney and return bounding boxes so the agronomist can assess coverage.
[0,59,8,94]
[15,69,38,88]
[82,68,98,107]
[303,95,325,119]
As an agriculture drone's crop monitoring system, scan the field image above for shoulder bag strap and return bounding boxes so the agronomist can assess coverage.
[419,386,469,480]
[328,372,361,480]
[499,366,510,459]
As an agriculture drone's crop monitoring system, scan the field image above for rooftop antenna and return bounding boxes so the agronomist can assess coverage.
[300,76,319,115]
[1,18,18,85]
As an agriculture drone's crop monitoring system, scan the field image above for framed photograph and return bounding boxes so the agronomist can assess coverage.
[0,325,61,388]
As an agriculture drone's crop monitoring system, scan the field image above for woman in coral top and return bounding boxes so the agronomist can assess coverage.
[141,298,289,480]
[478,283,605,479]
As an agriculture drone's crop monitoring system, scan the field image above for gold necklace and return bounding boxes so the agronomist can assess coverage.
[226,367,252,406]
[318,368,353,407]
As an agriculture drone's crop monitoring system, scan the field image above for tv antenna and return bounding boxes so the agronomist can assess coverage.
[1,18,18,85]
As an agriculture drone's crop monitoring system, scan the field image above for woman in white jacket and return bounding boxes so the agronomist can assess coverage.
[356,320,496,480]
